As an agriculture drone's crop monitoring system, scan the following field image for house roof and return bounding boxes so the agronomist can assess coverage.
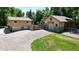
[51,15,73,22]
[8,17,32,21]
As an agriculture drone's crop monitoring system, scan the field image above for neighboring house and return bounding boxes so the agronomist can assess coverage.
[41,15,73,32]
[7,17,32,31]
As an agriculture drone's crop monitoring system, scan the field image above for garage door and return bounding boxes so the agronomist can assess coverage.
[48,23,54,31]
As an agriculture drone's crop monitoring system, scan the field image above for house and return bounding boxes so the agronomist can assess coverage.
[7,17,32,31]
[41,15,73,32]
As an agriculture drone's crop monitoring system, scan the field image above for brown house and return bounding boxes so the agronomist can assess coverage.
[7,17,32,31]
[41,15,73,32]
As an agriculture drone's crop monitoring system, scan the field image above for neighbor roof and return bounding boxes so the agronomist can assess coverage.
[51,15,72,22]
[8,17,32,21]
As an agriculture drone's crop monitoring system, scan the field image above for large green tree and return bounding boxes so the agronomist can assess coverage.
[34,10,43,24]
[26,10,35,24]
[26,10,34,19]
[42,7,52,19]
[51,7,63,15]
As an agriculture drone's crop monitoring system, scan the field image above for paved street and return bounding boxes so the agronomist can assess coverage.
[0,29,51,51]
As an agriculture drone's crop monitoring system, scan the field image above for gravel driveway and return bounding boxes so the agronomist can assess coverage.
[0,29,51,51]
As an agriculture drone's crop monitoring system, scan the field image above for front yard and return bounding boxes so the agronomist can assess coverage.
[31,33,79,51]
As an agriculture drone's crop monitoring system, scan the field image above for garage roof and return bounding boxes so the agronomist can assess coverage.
[8,17,32,21]
[51,15,73,22]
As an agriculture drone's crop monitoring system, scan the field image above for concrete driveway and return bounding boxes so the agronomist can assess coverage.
[0,29,51,51]
[62,32,79,39]
[0,28,4,34]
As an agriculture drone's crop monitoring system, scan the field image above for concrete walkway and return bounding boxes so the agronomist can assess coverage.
[62,32,79,39]
[0,29,51,51]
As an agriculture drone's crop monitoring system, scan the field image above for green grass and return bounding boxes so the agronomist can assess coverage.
[31,33,79,51]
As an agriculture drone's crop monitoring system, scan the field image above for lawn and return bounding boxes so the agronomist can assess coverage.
[31,33,79,51]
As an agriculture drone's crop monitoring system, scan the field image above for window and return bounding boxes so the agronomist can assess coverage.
[56,24,58,27]
[50,18,52,20]
[14,21,17,23]
[26,21,29,23]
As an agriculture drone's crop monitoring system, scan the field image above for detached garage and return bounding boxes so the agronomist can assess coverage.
[7,17,32,31]
[41,15,73,32]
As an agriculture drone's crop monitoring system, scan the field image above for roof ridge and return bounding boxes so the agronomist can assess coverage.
[8,16,32,21]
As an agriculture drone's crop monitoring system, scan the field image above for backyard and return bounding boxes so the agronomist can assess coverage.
[31,33,79,51]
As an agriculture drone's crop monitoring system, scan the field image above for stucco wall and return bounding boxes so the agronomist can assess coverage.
[7,20,32,31]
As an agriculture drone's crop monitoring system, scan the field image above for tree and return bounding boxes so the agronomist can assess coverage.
[42,7,52,19]
[34,10,43,24]
[51,7,63,15]
[15,8,23,17]
[0,7,11,26]
[26,10,35,24]
[26,10,34,19]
